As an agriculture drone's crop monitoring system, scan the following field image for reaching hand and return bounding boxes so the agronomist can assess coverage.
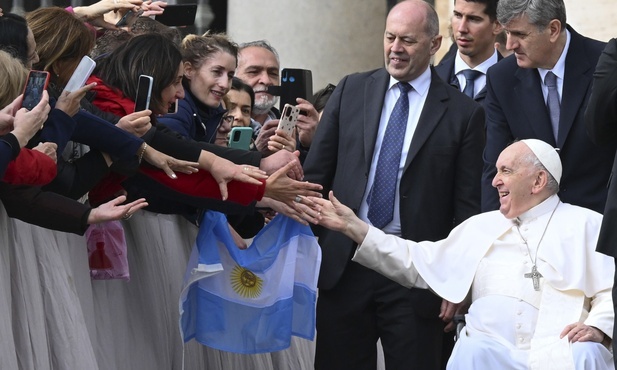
[87,195,148,224]
[117,110,152,137]
[73,0,142,29]
[263,161,323,207]
[56,83,96,117]
[141,0,167,16]
[207,156,267,201]
[256,197,309,226]
[259,149,303,180]
[141,145,199,179]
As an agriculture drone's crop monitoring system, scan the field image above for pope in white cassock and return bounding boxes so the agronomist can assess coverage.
[300,139,615,370]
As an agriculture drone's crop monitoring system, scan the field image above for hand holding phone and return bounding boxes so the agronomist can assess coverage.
[21,71,50,111]
[115,9,143,27]
[134,75,153,112]
[64,56,96,93]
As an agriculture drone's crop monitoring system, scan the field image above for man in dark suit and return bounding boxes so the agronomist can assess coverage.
[586,37,617,366]
[481,0,615,214]
[435,0,503,104]
[302,1,485,369]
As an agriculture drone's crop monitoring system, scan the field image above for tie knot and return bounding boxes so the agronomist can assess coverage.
[461,69,482,81]
[397,82,412,94]
[545,71,557,87]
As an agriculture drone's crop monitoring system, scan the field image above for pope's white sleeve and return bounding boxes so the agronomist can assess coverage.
[352,226,429,289]
[585,287,614,340]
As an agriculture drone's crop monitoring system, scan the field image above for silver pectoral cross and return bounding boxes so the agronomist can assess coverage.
[524,265,543,291]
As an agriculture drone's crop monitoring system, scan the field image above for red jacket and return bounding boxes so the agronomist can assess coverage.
[3,148,57,186]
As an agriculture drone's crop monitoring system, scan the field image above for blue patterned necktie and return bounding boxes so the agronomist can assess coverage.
[367,82,412,229]
[461,69,482,98]
[545,71,560,142]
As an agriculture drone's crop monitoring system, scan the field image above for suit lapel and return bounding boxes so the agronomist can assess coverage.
[557,27,593,148]
[403,70,447,172]
[363,69,390,172]
[514,67,556,145]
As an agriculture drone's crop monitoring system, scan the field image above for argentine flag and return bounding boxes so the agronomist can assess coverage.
[179,211,321,354]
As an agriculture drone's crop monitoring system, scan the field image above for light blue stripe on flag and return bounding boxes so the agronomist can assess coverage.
[179,211,321,354]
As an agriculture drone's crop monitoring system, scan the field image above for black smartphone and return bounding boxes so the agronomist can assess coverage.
[116,9,143,27]
[278,68,313,111]
[168,99,178,114]
[21,70,50,110]
[154,4,197,27]
[134,75,153,112]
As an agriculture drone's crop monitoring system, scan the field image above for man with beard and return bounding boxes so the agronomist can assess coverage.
[236,41,320,161]
[435,0,503,105]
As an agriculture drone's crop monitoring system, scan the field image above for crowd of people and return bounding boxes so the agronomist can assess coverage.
[0,0,616,369]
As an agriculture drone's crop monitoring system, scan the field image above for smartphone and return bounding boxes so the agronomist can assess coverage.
[168,99,178,114]
[134,75,153,112]
[154,4,198,27]
[277,104,306,137]
[279,68,313,111]
[64,56,96,93]
[228,127,253,150]
[21,70,50,110]
[116,9,143,27]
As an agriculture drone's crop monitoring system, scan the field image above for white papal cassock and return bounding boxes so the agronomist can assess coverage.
[352,195,615,370]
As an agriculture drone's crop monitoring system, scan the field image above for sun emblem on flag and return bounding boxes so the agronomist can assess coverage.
[230,265,263,298]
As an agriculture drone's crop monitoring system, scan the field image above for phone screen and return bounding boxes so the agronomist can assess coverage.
[134,75,153,112]
[167,99,178,114]
[21,71,50,110]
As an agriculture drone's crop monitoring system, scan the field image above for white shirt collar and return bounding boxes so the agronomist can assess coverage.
[454,49,499,75]
[538,29,571,82]
[388,66,432,97]
[515,194,560,224]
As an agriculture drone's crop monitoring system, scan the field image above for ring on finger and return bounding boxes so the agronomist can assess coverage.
[281,144,285,150]
[123,213,132,220]
[243,167,249,171]
[294,195,302,203]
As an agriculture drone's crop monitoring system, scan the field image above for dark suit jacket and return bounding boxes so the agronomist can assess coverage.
[481,26,614,213]
[587,38,617,256]
[434,48,503,105]
[303,67,485,289]
[585,38,617,364]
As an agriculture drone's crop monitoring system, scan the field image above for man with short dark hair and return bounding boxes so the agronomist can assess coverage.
[435,0,502,104]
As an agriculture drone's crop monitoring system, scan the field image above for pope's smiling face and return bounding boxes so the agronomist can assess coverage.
[492,142,540,219]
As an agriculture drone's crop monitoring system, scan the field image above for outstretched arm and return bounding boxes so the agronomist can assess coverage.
[299,190,368,244]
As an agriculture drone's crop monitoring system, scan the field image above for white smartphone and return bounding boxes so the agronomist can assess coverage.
[64,56,96,93]
[134,75,153,112]
[277,104,305,137]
